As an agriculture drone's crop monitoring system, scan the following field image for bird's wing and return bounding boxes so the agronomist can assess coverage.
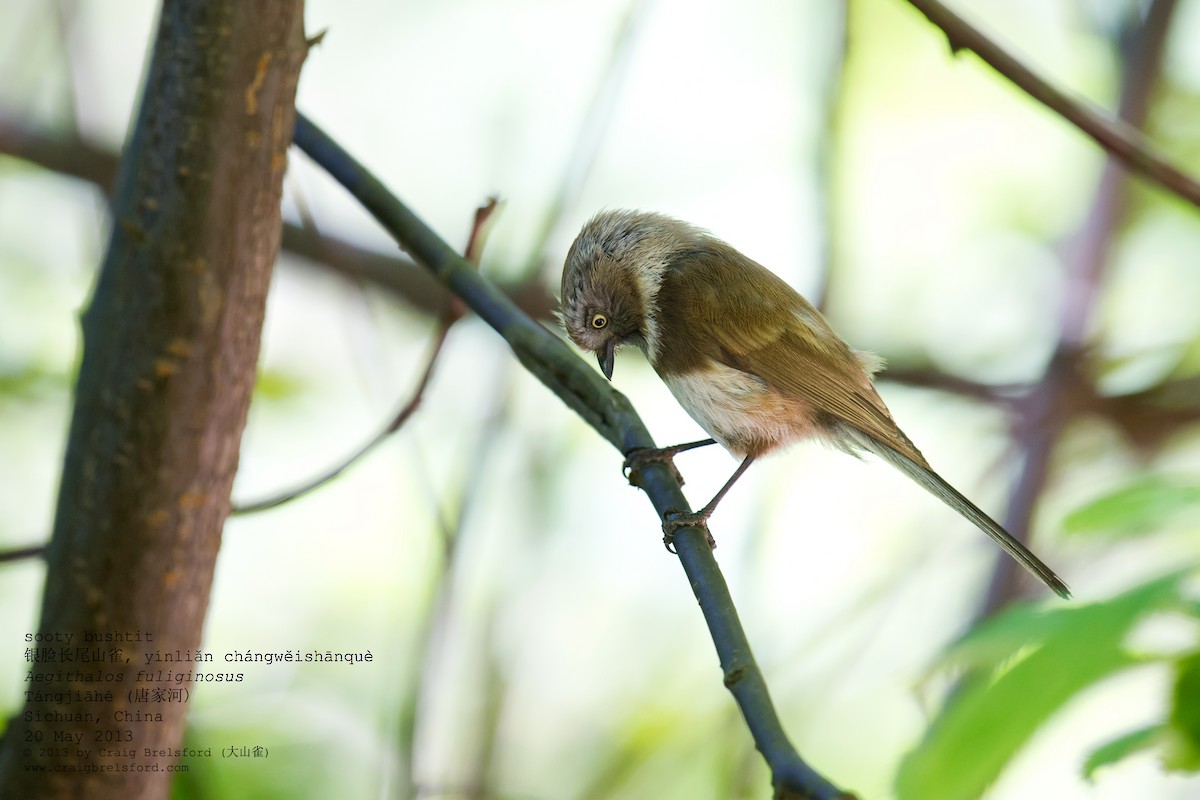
[668,242,929,467]
[661,242,1070,598]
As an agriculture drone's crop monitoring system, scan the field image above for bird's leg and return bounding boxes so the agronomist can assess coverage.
[662,455,756,551]
[623,438,717,487]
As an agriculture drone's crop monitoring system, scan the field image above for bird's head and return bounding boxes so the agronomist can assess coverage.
[559,210,687,379]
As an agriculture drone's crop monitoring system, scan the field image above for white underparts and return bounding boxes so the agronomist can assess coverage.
[662,363,815,458]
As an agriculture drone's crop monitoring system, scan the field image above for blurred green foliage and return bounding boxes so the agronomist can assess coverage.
[1064,479,1200,538]
[897,564,1199,798]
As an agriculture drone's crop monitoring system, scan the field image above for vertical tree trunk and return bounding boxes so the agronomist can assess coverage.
[0,2,306,798]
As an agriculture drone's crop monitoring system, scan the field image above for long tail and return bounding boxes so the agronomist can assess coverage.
[841,426,1071,599]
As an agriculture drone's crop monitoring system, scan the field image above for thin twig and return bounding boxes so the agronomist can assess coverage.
[902,0,1200,208]
[0,544,46,565]
[291,112,855,800]
[233,199,499,515]
[232,324,451,514]
[879,365,1024,403]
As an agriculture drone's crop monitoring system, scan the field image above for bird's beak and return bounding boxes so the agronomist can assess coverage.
[597,342,616,380]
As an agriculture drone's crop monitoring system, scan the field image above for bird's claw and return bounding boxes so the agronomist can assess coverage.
[623,447,685,486]
[661,510,716,551]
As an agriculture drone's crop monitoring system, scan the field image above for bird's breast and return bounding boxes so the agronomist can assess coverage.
[660,361,819,459]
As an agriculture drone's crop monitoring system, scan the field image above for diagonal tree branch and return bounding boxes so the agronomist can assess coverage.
[901,0,1200,208]
[291,112,855,800]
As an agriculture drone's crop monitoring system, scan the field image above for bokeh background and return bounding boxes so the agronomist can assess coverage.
[2,0,1200,798]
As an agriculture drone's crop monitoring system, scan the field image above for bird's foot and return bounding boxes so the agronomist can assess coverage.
[623,447,685,487]
[661,509,716,552]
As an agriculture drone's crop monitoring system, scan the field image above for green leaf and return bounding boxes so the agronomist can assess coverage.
[1083,725,1164,780]
[1166,652,1200,772]
[1063,479,1200,538]
[896,570,1195,800]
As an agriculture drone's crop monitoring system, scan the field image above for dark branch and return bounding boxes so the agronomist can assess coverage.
[0,544,46,564]
[291,112,855,800]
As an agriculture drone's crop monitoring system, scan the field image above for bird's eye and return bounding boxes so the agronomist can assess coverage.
[591,313,608,330]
